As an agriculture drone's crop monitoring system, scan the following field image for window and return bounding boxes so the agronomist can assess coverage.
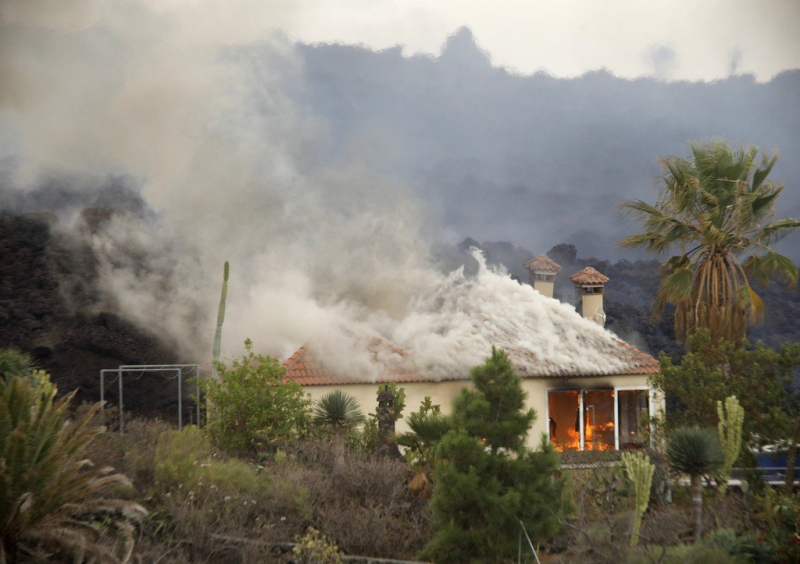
[548,388,650,452]
[618,389,650,449]
[548,390,581,451]
[583,390,615,451]
[534,272,555,282]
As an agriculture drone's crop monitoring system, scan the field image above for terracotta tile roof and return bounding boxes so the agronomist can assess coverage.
[523,254,562,274]
[569,266,609,285]
[283,340,436,386]
[283,335,659,386]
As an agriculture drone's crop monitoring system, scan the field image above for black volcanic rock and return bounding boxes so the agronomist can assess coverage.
[0,213,181,419]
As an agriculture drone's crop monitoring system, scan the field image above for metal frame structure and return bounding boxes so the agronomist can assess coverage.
[99,364,202,434]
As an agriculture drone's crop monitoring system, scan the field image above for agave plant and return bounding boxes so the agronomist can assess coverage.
[313,390,364,476]
[0,373,146,562]
[666,427,724,542]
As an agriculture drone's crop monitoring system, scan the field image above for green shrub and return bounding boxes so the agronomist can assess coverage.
[203,339,312,453]
[653,542,748,564]
[705,528,780,563]
[155,425,209,488]
[292,527,342,564]
[345,414,379,453]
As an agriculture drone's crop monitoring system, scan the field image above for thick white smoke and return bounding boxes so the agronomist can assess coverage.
[1,0,627,379]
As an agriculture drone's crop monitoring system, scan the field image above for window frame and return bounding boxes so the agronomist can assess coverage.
[546,385,654,451]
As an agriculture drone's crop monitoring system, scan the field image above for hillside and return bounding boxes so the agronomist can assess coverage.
[0,213,179,416]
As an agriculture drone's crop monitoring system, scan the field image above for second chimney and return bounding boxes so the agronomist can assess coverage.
[523,254,562,299]
[569,266,609,325]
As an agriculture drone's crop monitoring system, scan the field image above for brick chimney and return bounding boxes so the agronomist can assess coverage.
[523,254,562,299]
[569,267,609,325]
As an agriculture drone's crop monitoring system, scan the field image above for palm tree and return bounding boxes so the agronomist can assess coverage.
[666,427,724,542]
[0,372,146,562]
[619,141,799,345]
[313,390,364,476]
[396,411,451,493]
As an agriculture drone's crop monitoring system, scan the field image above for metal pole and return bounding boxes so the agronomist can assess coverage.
[178,369,182,431]
[100,371,104,408]
[118,369,124,436]
[196,365,201,426]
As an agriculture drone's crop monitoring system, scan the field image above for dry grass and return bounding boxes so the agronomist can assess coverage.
[85,420,431,562]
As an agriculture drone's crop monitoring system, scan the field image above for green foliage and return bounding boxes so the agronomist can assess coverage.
[452,346,536,454]
[292,527,342,564]
[313,390,364,475]
[396,403,451,472]
[621,452,655,546]
[759,490,800,562]
[667,427,724,478]
[155,425,213,488]
[717,396,744,495]
[345,414,379,453]
[704,528,780,563]
[313,390,364,428]
[376,382,406,419]
[0,348,35,385]
[651,329,798,446]
[421,348,563,563]
[212,260,229,381]
[667,427,724,542]
[642,542,748,564]
[619,140,799,345]
[0,373,146,562]
[203,339,311,453]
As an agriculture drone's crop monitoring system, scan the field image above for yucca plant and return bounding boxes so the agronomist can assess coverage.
[666,427,724,542]
[313,391,363,476]
[620,140,800,346]
[0,373,146,562]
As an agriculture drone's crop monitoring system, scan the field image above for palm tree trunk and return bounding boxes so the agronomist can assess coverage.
[332,425,345,476]
[691,473,703,542]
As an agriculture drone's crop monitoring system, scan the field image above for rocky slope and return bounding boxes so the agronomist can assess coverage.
[0,213,181,419]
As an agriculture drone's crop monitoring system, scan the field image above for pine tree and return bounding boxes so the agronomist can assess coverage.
[420,347,563,563]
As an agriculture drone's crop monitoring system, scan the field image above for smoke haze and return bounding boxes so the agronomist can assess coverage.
[2,1,799,377]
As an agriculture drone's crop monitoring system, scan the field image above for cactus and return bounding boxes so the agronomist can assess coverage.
[717,395,744,496]
[211,261,229,381]
[622,451,655,546]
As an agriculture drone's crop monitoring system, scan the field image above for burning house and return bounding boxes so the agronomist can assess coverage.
[283,255,661,452]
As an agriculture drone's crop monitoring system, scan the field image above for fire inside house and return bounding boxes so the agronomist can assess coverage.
[548,389,650,452]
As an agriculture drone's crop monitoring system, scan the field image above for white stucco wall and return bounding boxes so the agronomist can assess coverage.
[302,373,661,449]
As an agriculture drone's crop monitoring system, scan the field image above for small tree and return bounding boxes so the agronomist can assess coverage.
[717,395,744,496]
[651,329,795,444]
[666,427,724,542]
[313,390,364,476]
[420,348,563,563]
[203,339,311,453]
[396,397,450,494]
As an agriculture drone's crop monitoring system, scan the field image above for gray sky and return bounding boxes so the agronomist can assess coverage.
[4,0,798,81]
[144,0,799,81]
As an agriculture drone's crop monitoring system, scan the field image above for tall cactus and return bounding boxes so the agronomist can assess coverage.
[622,451,655,546]
[211,261,229,381]
[717,395,744,496]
